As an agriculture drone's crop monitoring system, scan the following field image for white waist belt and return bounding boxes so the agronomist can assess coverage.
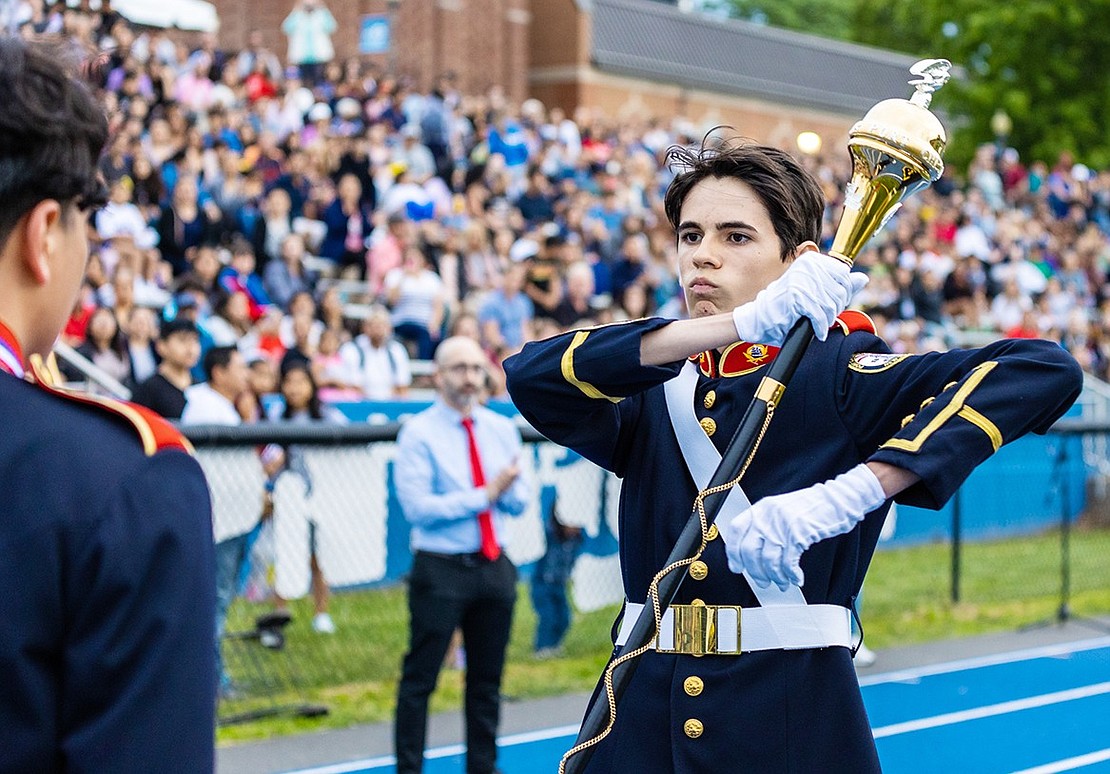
[616,601,852,655]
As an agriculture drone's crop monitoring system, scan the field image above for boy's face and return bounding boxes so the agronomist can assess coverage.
[677,176,791,319]
[248,359,276,394]
[158,331,201,369]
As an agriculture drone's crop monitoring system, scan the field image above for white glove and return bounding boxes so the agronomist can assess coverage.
[732,251,868,345]
[721,463,887,590]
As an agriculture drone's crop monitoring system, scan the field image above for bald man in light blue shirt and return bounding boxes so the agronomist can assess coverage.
[393,336,530,774]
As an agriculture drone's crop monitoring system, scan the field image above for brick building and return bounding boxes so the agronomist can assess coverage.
[207,0,920,150]
[210,0,532,103]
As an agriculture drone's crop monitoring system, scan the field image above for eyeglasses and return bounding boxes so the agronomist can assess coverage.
[441,363,487,375]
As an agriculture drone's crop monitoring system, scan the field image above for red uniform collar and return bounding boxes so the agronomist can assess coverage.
[692,341,780,378]
[690,312,877,378]
[0,320,25,378]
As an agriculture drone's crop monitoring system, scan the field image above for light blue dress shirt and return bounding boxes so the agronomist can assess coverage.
[394,399,530,554]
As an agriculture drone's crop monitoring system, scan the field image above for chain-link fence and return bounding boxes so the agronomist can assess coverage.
[188,418,1110,726]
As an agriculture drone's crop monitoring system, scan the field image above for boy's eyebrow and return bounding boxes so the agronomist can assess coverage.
[677,220,757,231]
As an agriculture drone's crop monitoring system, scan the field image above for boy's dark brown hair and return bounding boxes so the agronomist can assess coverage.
[663,132,825,261]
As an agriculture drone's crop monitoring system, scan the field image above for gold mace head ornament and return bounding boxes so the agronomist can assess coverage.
[829,58,952,266]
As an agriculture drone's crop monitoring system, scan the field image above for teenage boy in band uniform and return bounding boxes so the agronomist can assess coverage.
[0,37,216,773]
[504,140,1082,772]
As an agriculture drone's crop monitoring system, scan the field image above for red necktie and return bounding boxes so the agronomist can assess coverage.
[461,417,501,561]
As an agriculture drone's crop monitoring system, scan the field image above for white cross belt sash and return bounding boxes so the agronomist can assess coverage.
[663,360,806,607]
[616,601,851,655]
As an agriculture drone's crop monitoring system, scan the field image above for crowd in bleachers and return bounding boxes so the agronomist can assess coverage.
[11,1,1110,414]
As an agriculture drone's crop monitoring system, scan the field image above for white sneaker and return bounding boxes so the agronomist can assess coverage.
[312,612,336,634]
[853,643,877,667]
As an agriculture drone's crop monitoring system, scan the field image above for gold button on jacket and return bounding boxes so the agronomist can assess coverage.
[699,417,716,437]
[684,718,704,738]
[683,676,704,696]
[688,560,708,580]
[703,390,716,409]
[705,524,719,541]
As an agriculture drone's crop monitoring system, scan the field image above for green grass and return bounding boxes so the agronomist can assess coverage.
[217,526,1110,745]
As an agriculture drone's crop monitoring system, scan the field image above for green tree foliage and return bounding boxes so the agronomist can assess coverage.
[723,0,858,40]
[724,0,1110,169]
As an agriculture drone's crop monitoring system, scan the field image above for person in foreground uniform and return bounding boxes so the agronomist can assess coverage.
[504,140,1082,773]
[0,37,216,773]
[393,336,530,774]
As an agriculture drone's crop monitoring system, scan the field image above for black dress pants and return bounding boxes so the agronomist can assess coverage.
[394,551,517,774]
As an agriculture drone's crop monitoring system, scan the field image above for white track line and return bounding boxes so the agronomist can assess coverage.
[1009,747,1110,774]
[858,635,1110,687]
[283,724,581,774]
[871,681,1110,738]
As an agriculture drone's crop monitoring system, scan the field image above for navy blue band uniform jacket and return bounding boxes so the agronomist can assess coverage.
[503,315,1082,773]
[0,365,217,773]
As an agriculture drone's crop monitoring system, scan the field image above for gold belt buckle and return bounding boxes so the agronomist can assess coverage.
[659,603,742,657]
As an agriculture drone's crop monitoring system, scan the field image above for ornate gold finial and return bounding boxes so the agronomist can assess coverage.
[908,58,952,109]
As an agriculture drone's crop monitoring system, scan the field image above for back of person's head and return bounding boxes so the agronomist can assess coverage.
[202,345,238,382]
[663,132,824,261]
[0,38,108,249]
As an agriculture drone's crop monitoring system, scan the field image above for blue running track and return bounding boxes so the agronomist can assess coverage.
[287,636,1110,774]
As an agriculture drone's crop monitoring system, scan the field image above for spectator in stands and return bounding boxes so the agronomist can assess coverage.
[182,345,248,425]
[339,304,412,400]
[280,290,325,348]
[156,176,217,276]
[479,261,533,355]
[178,243,222,301]
[366,212,412,299]
[319,172,373,278]
[235,29,283,83]
[516,166,556,226]
[609,232,656,310]
[124,305,160,386]
[132,317,201,419]
[280,311,317,375]
[523,234,565,321]
[281,0,337,86]
[71,305,132,393]
[218,239,272,321]
[242,356,279,423]
[101,261,137,326]
[95,177,158,249]
[393,336,530,774]
[264,232,318,311]
[313,326,363,401]
[991,277,1034,332]
[206,290,255,348]
[394,124,437,186]
[551,260,598,330]
[316,285,349,337]
[384,246,446,360]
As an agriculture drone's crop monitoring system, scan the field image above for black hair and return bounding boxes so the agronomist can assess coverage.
[202,345,239,382]
[0,37,109,247]
[663,131,825,261]
[280,361,323,420]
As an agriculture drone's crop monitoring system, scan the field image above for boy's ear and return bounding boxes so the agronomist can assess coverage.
[789,241,821,261]
[20,200,65,286]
